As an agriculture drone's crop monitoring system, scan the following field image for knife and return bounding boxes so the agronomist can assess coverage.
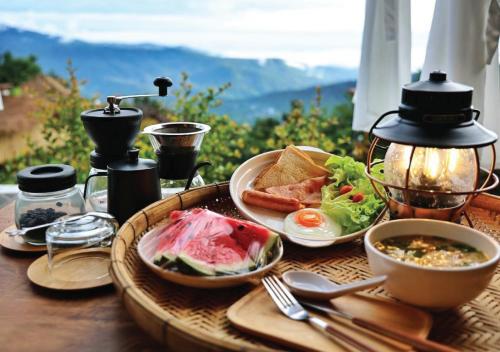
[299,299,459,352]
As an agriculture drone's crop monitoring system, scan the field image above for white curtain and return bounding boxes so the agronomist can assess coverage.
[352,0,411,132]
[421,0,500,167]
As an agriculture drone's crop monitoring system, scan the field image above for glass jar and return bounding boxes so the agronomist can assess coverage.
[15,164,86,245]
[84,167,108,212]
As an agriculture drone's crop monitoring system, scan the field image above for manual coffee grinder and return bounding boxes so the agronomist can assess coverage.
[143,122,211,197]
[82,77,173,212]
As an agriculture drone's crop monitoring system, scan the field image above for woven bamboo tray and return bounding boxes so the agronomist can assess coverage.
[110,182,500,352]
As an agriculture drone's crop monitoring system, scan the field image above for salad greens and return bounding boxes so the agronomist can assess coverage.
[321,155,385,235]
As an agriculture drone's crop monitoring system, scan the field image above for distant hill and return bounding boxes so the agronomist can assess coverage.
[0,75,67,162]
[217,80,355,123]
[0,26,357,100]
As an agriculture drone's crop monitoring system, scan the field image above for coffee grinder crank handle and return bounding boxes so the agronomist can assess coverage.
[105,77,173,115]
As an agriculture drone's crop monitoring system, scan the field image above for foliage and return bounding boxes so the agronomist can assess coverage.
[0,52,41,86]
[0,69,358,185]
[167,73,254,182]
[266,87,353,155]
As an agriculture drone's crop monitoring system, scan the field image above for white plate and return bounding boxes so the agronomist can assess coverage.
[229,148,385,248]
[138,226,283,289]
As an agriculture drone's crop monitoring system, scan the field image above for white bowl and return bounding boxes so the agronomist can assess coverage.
[365,219,500,309]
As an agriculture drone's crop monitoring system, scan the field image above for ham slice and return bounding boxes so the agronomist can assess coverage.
[265,176,328,207]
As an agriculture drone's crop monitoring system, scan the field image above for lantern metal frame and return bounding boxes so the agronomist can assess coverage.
[365,121,499,227]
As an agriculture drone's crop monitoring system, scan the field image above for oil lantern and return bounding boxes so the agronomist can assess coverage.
[365,71,499,225]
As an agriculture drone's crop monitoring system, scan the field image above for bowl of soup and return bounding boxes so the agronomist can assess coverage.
[365,219,500,309]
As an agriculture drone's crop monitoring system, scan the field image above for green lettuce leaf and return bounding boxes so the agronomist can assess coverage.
[321,155,385,234]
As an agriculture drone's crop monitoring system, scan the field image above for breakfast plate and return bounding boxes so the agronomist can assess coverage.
[230,147,386,248]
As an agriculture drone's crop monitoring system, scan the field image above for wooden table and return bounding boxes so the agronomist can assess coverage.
[0,203,163,352]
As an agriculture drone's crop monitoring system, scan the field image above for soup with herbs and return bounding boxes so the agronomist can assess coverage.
[374,235,488,268]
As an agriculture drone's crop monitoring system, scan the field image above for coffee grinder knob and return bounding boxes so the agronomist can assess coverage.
[154,77,173,96]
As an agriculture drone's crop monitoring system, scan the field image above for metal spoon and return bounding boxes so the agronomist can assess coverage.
[282,271,387,300]
[7,212,116,237]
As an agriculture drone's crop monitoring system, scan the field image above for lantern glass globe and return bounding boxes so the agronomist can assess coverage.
[384,143,477,208]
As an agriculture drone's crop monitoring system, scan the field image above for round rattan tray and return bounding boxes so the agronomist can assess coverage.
[110,182,500,352]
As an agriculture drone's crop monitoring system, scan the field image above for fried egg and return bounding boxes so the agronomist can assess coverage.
[284,208,341,240]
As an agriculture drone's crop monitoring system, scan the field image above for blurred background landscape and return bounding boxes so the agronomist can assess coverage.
[0,0,434,184]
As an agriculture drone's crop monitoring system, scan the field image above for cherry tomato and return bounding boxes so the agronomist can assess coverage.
[351,193,364,203]
[339,185,353,195]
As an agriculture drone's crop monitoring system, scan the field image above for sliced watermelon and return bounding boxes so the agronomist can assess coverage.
[178,230,255,275]
[153,208,279,276]
[226,217,279,258]
[179,210,278,275]
[153,208,210,263]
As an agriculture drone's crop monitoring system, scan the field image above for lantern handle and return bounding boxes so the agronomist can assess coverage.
[472,109,480,121]
[368,110,398,150]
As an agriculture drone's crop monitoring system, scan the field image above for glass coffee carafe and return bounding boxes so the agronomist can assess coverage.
[85,167,108,212]
[143,122,211,197]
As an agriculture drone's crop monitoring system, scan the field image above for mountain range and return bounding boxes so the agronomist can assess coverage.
[217,81,355,123]
[0,26,357,121]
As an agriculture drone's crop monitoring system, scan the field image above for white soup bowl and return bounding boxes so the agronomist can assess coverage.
[365,219,500,310]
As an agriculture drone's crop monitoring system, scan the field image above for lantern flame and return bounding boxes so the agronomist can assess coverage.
[423,148,440,180]
[447,148,459,173]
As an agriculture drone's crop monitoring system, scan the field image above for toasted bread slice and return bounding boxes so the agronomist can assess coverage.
[253,163,273,191]
[253,146,329,189]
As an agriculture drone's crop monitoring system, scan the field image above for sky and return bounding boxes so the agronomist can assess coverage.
[0,0,436,69]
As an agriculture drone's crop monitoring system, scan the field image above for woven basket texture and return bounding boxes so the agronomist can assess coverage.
[110,183,500,352]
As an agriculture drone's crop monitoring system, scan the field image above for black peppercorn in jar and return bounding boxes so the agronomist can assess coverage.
[14,164,86,245]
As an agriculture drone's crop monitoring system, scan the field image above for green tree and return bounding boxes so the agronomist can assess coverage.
[133,96,169,122]
[248,117,280,152]
[166,73,254,182]
[0,52,41,86]
[266,87,354,156]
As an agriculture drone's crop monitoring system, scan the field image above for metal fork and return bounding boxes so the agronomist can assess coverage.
[262,275,377,352]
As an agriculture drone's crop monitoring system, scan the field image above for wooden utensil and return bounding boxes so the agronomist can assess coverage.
[228,287,433,351]
[301,299,458,352]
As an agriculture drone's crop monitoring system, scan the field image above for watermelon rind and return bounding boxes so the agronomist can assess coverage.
[177,253,216,276]
[155,251,177,264]
[153,253,178,268]
[176,230,279,276]
[214,256,255,275]
[177,252,256,276]
[249,230,279,265]
[262,230,279,253]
